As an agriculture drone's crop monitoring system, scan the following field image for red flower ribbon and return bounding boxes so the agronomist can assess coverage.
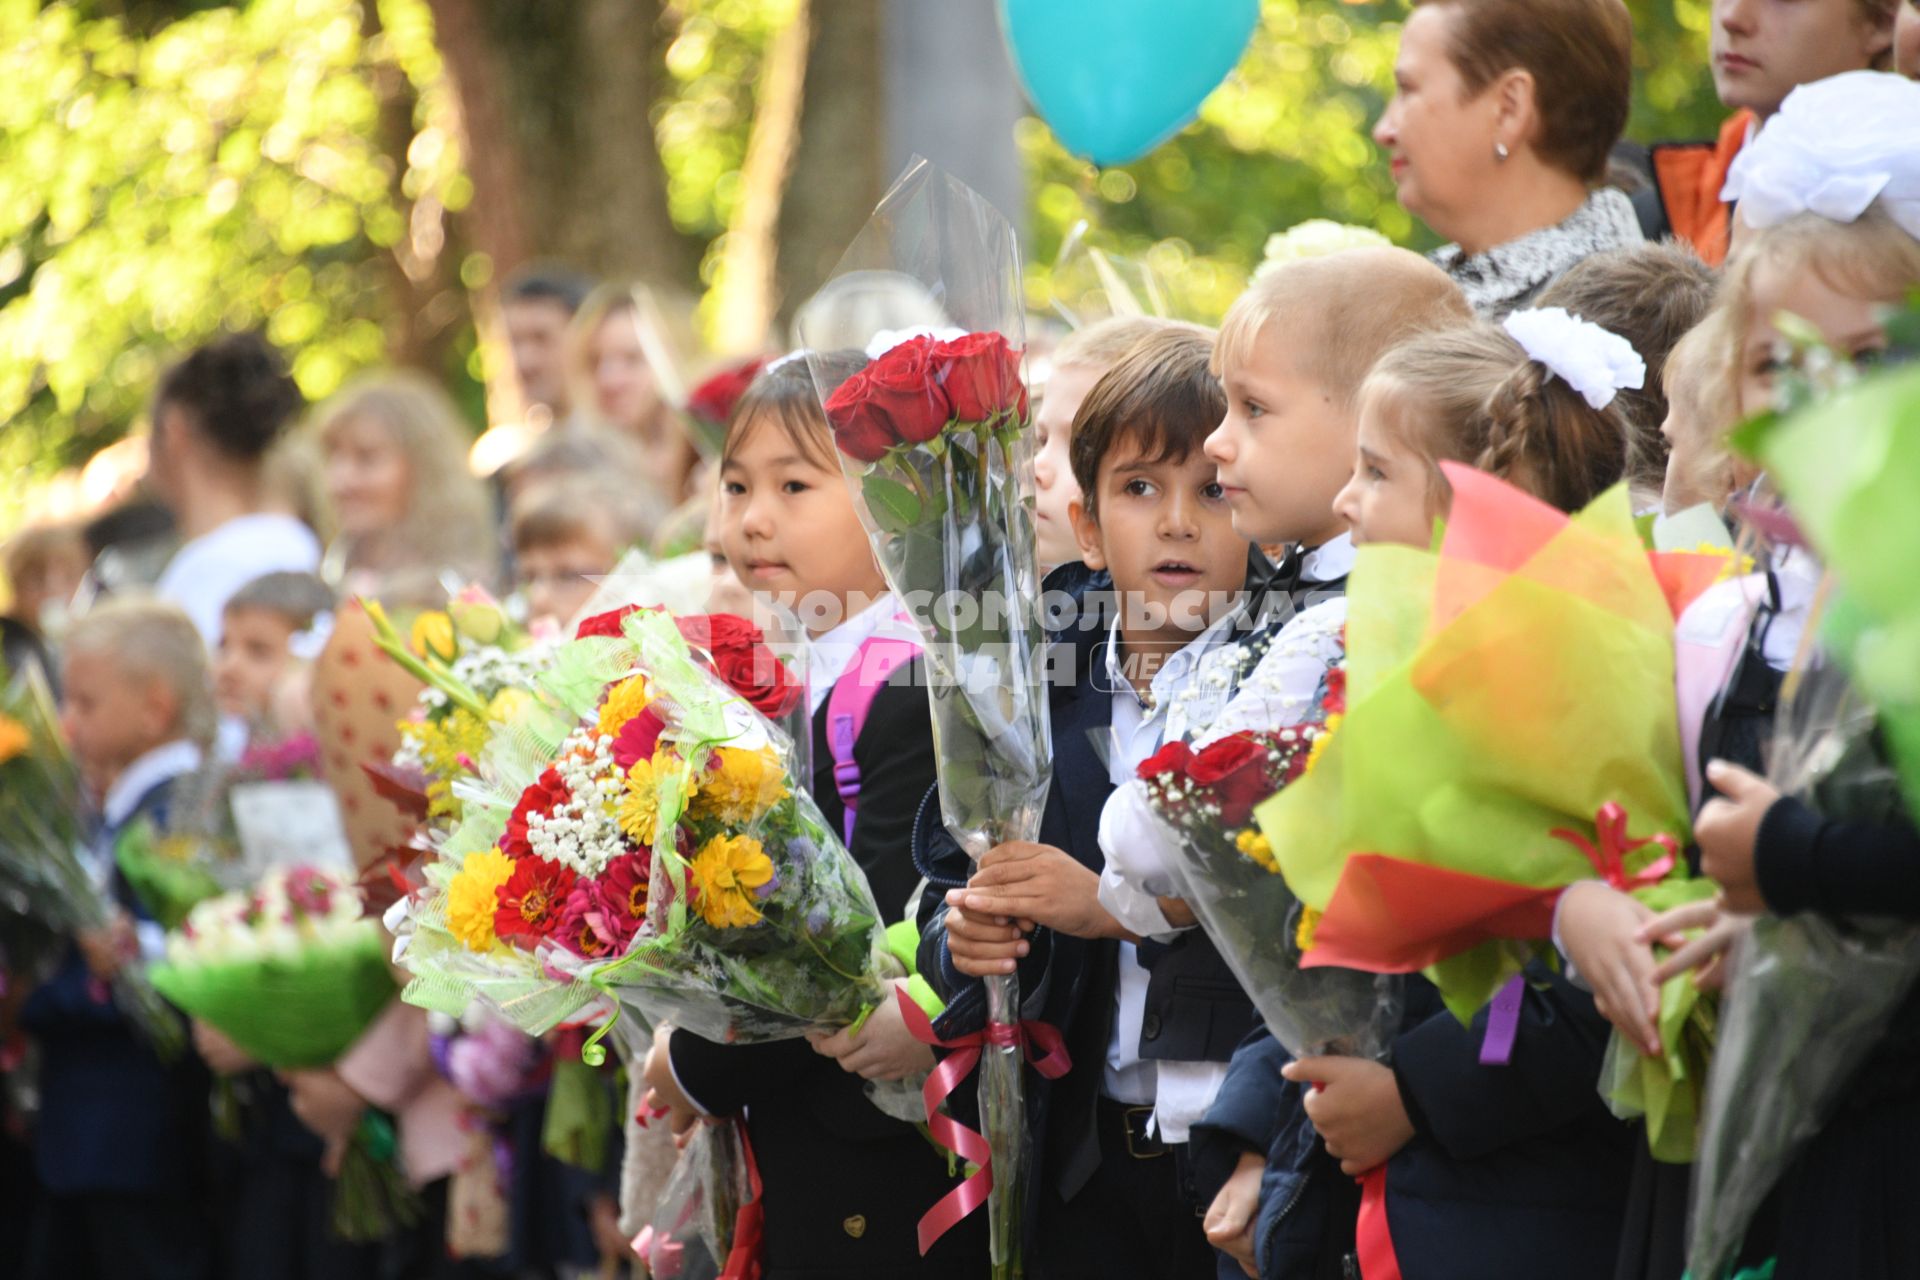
[893,986,1071,1256]
[1550,802,1679,894]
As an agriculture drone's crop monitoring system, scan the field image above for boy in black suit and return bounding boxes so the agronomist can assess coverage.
[918,325,1260,1280]
[20,599,215,1279]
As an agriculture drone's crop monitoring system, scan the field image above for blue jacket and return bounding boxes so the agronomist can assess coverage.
[21,775,209,1196]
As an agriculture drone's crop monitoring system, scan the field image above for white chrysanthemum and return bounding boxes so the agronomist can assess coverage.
[1255,220,1392,277]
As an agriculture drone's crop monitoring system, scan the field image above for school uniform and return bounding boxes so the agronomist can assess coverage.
[667,600,985,1279]
[20,741,213,1280]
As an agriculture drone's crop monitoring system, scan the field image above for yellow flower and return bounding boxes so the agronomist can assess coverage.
[1234,827,1279,875]
[0,713,29,765]
[693,746,789,825]
[596,675,651,740]
[689,833,775,929]
[488,687,534,725]
[447,848,516,952]
[400,708,492,822]
[621,753,693,848]
[410,611,458,662]
[1295,906,1322,954]
[1303,714,1343,775]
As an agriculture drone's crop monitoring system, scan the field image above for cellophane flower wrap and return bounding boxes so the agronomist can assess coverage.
[0,664,182,1054]
[1255,466,1726,1159]
[1688,360,1920,1280]
[1137,687,1402,1060]
[801,159,1053,1275]
[386,601,896,1067]
[634,1117,756,1280]
[149,864,415,1239]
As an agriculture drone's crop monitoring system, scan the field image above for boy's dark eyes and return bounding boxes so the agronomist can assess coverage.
[782,480,810,495]
[1201,482,1225,501]
[1123,478,1156,497]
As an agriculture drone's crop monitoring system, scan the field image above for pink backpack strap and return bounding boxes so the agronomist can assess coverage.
[826,624,922,844]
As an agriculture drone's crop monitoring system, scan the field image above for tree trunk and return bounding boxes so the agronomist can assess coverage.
[421,0,699,423]
[771,0,887,340]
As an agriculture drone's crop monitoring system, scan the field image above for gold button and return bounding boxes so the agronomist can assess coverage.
[842,1214,867,1239]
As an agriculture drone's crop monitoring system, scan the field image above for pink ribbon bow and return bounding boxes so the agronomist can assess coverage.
[893,985,1071,1256]
[1551,801,1680,894]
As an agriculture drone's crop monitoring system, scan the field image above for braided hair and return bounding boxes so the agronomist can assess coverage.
[1363,321,1628,515]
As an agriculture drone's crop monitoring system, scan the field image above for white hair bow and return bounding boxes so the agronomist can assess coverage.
[1721,71,1920,240]
[1502,308,1646,411]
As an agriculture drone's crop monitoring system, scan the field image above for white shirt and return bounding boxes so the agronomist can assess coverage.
[157,513,322,646]
[1092,612,1241,1134]
[97,739,204,963]
[806,594,904,715]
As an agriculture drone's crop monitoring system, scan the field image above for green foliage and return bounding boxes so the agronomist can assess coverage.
[0,0,459,528]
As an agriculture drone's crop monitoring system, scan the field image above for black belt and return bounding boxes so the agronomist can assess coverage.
[1098,1095,1168,1160]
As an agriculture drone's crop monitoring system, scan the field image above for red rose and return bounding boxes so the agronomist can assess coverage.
[494,856,578,946]
[1136,739,1196,781]
[824,366,898,463]
[1187,733,1264,784]
[675,613,805,719]
[936,332,1023,424]
[504,767,570,860]
[865,336,952,445]
[688,357,768,427]
[575,604,648,641]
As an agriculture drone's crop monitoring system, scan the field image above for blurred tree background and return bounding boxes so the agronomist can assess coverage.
[0,0,1720,528]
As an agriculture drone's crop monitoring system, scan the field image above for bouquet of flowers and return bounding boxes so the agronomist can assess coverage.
[802,159,1051,1273]
[0,664,181,1053]
[1138,693,1401,1059]
[149,864,413,1238]
[1687,357,1920,1278]
[1255,466,1724,1158]
[387,602,902,1069]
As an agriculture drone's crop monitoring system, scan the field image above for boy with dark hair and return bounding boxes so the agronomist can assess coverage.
[915,324,1259,1279]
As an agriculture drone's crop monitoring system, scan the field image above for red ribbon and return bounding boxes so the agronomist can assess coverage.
[1355,1167,1403,1279]
[893,986,1070,1256]
[1550,802,1679,894]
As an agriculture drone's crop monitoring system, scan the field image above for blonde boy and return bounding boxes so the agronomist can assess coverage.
[24,598,216,1275]
[1206,247,1471,579]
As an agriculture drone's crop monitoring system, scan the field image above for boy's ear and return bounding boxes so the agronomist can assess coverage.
[1068,498,1106,572]
[138,678,183,747]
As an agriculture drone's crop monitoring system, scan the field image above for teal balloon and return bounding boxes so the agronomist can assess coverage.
[998,0,1260,165]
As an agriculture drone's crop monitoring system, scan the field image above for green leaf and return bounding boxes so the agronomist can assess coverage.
[862,473,924,533]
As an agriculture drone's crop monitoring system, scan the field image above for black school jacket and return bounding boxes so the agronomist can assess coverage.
[669,660,986,1279]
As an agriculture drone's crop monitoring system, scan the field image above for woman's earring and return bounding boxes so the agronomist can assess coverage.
[1494,141,1510,161]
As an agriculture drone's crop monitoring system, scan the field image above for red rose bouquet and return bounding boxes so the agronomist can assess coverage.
[801,159,1051,1275]
[1135,675,1400,1058]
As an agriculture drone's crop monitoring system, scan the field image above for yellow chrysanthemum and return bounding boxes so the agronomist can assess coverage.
[689,833,775,929]
[1295,906,1321,954]
[0,713,29,766]
[488,687,534,725]
[596,675,651,740]
[621,753,694,848]
[694,746,789,825]
[1234,827,1279,875]
[1303,714,1343,775]
[410,611,457,662]
[447,848,516,952]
